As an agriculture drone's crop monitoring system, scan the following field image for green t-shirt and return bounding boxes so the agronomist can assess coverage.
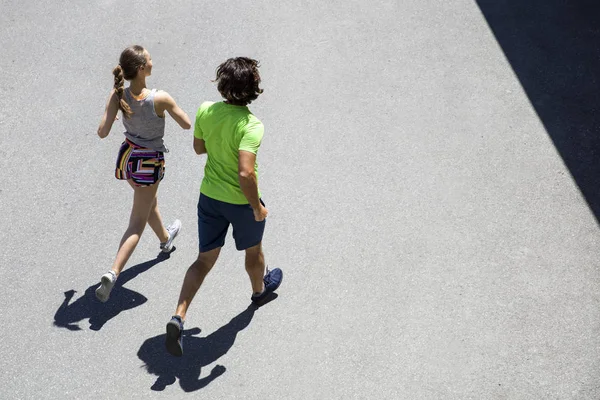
[194,101,263,204]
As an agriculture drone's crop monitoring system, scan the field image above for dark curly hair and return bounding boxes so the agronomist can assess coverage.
[214,57,263,106]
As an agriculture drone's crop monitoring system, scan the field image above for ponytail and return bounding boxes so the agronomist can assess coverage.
[113,65,132,118]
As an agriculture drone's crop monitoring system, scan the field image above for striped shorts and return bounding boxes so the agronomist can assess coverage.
[115,139,165,187]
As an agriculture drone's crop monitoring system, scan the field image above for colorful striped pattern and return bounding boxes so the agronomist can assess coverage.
[115,139,165,186]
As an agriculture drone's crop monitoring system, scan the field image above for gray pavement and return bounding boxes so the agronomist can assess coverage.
[1,0,599,399]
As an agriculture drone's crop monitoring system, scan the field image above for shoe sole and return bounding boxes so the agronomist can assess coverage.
[165,321,183,357]
[95,275,113,303]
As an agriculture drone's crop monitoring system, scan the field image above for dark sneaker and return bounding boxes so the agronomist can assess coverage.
[165,315,184,356]
[251,267,283,304]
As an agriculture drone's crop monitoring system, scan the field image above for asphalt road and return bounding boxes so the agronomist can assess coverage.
[1,1,599,399]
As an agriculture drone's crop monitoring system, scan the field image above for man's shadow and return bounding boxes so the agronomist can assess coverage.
[137,295,276,392]
[53,251,173,331]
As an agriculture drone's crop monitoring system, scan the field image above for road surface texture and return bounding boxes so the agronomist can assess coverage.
[1,0,599,399]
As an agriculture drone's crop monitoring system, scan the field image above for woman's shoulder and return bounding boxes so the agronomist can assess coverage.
[153,89,167,99]
[152,89,176,105]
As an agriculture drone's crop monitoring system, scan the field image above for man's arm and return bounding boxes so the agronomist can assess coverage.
[238,150,268,221]
[193,105,206,154]
[194,137,206,154]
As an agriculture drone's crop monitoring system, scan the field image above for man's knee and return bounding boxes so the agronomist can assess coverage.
[245,244,264,264]
[193,248,220,270]
[245,242,262,255]
[190,258,213,276]
[245,250,262,261]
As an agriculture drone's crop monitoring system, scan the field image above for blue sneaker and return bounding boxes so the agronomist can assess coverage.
[251,267,283,304]
[165,316,184,357]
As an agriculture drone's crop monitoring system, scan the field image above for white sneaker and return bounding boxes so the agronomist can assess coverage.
[95,271,117,303]
[160,219,181,253]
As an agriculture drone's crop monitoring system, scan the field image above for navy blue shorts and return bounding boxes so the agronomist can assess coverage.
[197,194,266,252]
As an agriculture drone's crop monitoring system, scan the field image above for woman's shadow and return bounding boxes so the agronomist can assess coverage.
[137,296,276,392]
[53,251,173,331]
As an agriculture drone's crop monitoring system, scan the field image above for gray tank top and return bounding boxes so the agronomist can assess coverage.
[122,88,167,152]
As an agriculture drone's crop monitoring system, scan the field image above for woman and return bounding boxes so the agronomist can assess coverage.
[95,45,191,302]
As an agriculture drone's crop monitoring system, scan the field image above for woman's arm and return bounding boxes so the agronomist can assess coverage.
[155,91,191,130]
[97,90,120,138]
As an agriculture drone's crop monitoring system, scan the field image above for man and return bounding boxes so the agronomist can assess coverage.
[165,57,283,357]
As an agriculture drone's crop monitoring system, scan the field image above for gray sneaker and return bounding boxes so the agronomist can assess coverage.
[160,219,181,253]
[95,271,117,303]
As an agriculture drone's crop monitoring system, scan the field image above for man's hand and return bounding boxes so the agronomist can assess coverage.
[253,204,268,222]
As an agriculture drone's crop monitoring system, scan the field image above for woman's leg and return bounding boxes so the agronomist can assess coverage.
[147,197,170,243]
[127,180,169,243]
[110,180,160,276]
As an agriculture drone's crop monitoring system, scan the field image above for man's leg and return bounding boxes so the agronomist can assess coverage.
[175,193,228,319]
[227,200,282,303]
[166,248,220,357]
[166,194,229,356]
[174,247,221,321]
[245,243,265,295]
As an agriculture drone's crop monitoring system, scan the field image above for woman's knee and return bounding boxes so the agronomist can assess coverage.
[127,215,148,234]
